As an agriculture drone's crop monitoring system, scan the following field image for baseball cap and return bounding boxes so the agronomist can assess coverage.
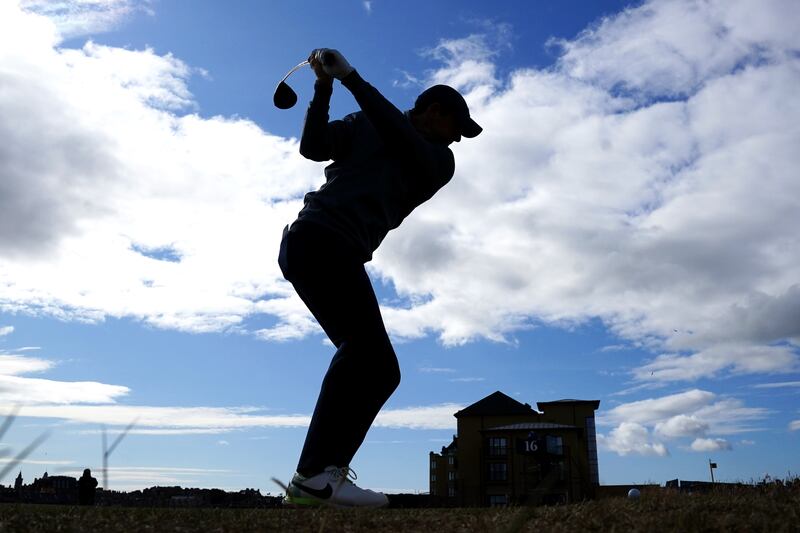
[414,85,483,138]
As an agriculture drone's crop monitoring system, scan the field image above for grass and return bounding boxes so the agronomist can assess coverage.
[1,486,798,532]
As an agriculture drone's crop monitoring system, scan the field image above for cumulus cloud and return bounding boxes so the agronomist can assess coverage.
[598,389,767,455]
[597,422,668,456]
[635,344,799,382]
[0,326,13,337]
[553,0,800,99]
[0,2,320,335]
[654,414,708,438]
[790,420,800,431]
[2,0,798,388]
[371,0,800,384]
[690,437,732,452]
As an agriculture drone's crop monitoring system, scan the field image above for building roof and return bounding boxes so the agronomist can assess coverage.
[536,399,601,410]
[484,422,577,431]
[454,391,536,418]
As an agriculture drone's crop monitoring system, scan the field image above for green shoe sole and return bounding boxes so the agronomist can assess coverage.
[284,493,326,507]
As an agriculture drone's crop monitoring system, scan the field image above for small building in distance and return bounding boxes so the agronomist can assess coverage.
[429,391,600,507]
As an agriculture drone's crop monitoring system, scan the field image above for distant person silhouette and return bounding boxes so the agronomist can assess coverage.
[278,48,481,508]
[78,468,98,505]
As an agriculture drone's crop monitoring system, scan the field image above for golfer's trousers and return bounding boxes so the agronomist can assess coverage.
[278,220,401,477]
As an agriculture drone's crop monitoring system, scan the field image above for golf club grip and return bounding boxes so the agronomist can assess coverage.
[321,51,336,67]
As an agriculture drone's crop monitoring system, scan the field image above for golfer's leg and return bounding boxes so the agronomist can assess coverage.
[281,225,400,476]
[294,263,400,476]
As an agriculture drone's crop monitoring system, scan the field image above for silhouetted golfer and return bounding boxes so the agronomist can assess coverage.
[279,48,481,508]
[78,468,98,505]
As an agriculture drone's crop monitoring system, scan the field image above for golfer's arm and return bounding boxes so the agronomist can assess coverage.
[299,80,350,161]
[341,70,451,179]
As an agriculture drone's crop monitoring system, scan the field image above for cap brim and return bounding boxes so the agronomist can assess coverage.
[461,117,482,138]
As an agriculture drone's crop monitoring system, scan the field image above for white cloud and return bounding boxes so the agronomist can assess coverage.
[418,367,456,373]
[601,389,769,434]
[0,457,74,466]
[81,427,235,436]
[363,1,372,15]
[790,420,800,431]
[0,2,321,335]
[690,437,732,452]
[634,344,799,382]
[371,0,800,383]
[448,377,485,383]
[0,342,461,432]
[654,414,708,438]
[0,326,13,337]
[20,0,153,39]
[752,381,800,389]
[599,389,767,456]
[553,0,800,99]
[0,354,53,375]
[373,403,462,430]
[601,389,715,425]
[1,0,798,387]
[61,465,234,491]
[2,401,462,432]
[0,353,128,404]
[597,422,668,456]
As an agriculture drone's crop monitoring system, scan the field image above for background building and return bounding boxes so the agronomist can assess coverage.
[430,391,600,506]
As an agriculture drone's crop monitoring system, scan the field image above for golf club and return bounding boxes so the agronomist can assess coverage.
[273,51,336,109]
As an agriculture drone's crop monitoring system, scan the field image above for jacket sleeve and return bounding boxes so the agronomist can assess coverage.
[299,80,353,162]
[340,70,454,182]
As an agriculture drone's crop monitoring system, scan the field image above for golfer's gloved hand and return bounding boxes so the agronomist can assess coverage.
[310,48,354,80]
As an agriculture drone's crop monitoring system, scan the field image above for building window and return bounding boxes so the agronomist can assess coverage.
[488,494,508,507]
[431,473,436,482]
[546,435,563,456]
[448,454,455,466]
[431,459,437,470]
[487,437,508,456]
[448,486,456,498]
[431,487,436,496]
[448,471,457,481]
[585,416,599,485]
[488,462,508,482]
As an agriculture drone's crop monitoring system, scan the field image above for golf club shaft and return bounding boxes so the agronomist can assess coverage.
[280,60,309,84]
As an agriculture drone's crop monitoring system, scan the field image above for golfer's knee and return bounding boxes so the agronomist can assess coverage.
[379,341,401,394]
[360,336,400,392]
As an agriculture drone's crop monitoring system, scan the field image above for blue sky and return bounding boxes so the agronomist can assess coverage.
[1,0,799,493]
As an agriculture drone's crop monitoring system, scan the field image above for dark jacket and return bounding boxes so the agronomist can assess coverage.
[296,71,455,262]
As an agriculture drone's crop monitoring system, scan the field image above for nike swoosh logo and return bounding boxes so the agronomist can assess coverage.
[294,481,333,499]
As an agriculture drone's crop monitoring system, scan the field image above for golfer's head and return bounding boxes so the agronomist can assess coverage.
[412,85,482,146]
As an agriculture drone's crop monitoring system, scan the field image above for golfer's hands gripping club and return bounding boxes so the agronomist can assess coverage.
[309,48,354,80]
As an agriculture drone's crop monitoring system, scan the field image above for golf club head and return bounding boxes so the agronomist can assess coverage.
[273,81,298,109]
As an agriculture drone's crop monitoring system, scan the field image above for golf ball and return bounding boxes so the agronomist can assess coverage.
[627,488,641,500]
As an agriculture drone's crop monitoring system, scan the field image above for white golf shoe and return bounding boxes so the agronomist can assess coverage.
[285,466,389,508]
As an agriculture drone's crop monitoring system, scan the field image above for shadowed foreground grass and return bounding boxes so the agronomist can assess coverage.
[1,488,798,532]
